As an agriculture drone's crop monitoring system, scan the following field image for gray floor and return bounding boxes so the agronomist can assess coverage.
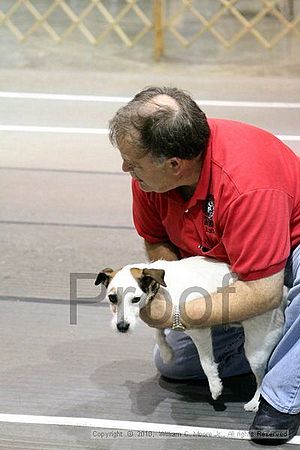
[1,32,300,450]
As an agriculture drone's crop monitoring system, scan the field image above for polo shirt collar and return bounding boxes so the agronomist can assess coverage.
[165,122,213,207]
[192,133,212,202]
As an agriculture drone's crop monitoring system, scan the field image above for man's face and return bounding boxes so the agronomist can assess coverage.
[118,140,179,193]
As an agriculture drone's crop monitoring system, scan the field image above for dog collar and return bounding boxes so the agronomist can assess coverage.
[171,305,186,331]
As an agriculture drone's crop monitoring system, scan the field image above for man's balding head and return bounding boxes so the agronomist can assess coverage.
[145,94,180,111]
[109,86,210,161]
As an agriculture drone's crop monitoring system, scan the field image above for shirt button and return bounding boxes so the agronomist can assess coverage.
[185,209,189,213]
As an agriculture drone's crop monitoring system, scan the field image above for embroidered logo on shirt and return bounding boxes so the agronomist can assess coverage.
[204,194,215,231]
[204,194,215,221]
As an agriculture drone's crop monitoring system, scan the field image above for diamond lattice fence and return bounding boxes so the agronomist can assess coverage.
[164,0,300,49]
[0,0,153,46]
[0,0,299,54]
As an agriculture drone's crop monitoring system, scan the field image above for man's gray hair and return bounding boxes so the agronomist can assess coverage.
[109,86,210,160]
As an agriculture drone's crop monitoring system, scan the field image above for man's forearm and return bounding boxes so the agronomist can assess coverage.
[144,240,181,262]
[182,271,284,328]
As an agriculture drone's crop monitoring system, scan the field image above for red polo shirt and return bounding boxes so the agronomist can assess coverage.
[132,119,300,281]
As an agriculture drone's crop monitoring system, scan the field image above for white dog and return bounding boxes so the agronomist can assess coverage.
[95,256,285,411]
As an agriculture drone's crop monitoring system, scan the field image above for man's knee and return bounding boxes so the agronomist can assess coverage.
[153,327,251,380]
[153,332,206,380]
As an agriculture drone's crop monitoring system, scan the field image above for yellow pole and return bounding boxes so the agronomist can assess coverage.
[153,0,164,61]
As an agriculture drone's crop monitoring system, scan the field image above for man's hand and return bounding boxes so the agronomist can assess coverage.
[140,239,179,329]
[139,291,173,329]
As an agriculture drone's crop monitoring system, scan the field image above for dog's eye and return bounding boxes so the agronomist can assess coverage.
[108,294,118,304]
[132,296,140,304]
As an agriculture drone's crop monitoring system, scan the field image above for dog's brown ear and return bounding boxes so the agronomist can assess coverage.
[130,267,166,293]
[142,269,166,287]
[95,268,116,288]
[130,268,143,281]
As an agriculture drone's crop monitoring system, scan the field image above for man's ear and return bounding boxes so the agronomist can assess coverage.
[167,157,183,175]
[130,268,166,293]
[95,268,116,288]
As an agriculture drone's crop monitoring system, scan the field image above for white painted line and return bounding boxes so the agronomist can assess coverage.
[1,91,300,109]
[0,413,299,444]
[0,91,131,103]
[200,100,300,109]
[0,125,299,142]
[276,135,300,142]
[0,125,108,135]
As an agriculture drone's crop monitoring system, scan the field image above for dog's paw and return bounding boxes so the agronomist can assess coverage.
[244,398,260,412]
[160,347,174,364]
[210,379,223,400]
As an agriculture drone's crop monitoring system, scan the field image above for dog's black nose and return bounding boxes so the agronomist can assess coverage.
[117,321,130,333]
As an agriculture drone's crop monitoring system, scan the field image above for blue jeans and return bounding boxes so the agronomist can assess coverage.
[154,244,300,414]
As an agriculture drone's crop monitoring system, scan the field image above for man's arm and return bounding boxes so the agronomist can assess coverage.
[140,269,285,329]
[144,239,181,262]
[182,270,284,328]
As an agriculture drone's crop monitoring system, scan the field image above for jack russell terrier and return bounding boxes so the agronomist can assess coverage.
[95,256,285,411]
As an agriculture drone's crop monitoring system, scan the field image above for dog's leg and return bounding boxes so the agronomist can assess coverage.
[242,346,265,413]
[187,329,223,400]
[242,310,284,412]
[156,329,174,363]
